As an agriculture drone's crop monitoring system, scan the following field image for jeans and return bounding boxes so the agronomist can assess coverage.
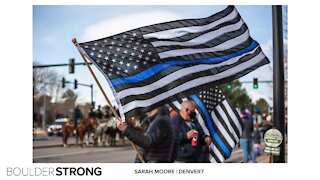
[240,138,257,163]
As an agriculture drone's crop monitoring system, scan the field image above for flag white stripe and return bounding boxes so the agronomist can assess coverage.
[172,101,181,110]
[222,100,242,134]
[116,45,260,100]
[211,111,235,147]
[143,8,238,40]
[209,143,225,162]
[121,51,265,113]
[216,104,239,142]
[158,29,249,59]
[182,98,188,102]
[151,19,244,47]
[195,109,210,136]
[209,154,218,163]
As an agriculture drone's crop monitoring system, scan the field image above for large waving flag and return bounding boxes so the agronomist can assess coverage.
[75,5,269,119]
[171,86,242,163]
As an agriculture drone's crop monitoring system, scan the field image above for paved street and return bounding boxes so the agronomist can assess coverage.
[34,145,136,163]
[33,133,137,163]
[33,133,270,163]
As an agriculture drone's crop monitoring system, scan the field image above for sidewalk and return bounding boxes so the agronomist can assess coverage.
[225,149,270,163]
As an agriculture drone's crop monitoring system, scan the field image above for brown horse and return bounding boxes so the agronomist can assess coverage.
[62,117,98,148]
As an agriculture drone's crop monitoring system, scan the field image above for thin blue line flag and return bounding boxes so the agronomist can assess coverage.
[75,5,269,119]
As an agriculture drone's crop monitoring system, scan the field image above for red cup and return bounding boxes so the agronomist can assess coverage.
[191,136,198,146]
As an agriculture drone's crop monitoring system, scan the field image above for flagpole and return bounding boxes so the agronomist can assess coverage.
[72,38,145,163]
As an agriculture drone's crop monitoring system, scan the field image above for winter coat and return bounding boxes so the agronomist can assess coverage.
[172,114,209,163]
[123,107,176,163]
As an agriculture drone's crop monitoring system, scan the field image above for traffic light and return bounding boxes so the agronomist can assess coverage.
[69,58,75,74]
[227,84,232,89]
[62,77,66,88]
[74,79,78,89]
[253,78,258,89]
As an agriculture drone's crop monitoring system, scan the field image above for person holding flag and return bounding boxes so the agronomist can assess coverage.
[116,106,177,163]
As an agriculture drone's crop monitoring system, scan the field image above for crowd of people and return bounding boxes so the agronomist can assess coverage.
[72,102,273,163]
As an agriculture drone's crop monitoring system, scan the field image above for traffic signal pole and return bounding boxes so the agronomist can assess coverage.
[272,5,286,163]
[33,62,92,68]
[75,81,94,106]
[61,78,94,106]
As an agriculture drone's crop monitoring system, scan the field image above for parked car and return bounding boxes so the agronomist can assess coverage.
[47,118,69,136]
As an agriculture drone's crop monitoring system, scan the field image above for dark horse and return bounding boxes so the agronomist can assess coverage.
[62,117,98,148]
[104,117,125,146]
[105,116,143,146]
[105,126,123,146]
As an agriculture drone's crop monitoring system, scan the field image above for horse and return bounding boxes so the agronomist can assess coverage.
[92,117,111,146]
[105,124,122,146]
[104,115,143,146]
[92,114,144,146]
[62,117,98,148]
[90,116,124,147]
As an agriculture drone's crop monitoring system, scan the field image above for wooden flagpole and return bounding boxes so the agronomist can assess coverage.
[72,38,145,163]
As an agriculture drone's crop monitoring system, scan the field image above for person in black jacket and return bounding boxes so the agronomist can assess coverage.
[73,105,83,129]
[117,106,177,163]
[95,105,103,119]
[73,105,83,146]
[88,105,96,118]
[172,100,212,163]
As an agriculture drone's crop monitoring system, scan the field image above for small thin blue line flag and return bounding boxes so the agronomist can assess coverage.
[170,86,243,163]
[75,5,269,119]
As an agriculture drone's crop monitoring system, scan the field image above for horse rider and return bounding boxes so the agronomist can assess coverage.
[73,105,83,145]
[87,105,97,142]
[73,105,83,128]
[88,105,96,119]
[95,105,103,124]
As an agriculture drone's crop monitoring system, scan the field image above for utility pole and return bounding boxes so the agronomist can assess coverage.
[272,5,286,163]
[42,95,46,130]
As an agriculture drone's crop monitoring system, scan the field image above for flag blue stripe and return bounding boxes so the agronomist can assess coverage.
[191,95,231,157]
[111,40,258,87]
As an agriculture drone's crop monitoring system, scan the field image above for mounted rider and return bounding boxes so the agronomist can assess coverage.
[72,104,83,146]
[73,104,83,129]
[95,105,103,124]
[88,105,96,119]
[87,105,97,137]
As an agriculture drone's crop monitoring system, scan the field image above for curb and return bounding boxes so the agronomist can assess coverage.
[33,142,133,149]
[33,144,74,149]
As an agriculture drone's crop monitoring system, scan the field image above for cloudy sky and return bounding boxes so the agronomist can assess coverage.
[33,5,277,107]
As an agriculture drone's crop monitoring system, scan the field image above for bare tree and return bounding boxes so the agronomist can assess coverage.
[62,89,78,102]
[33,61,60,98]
